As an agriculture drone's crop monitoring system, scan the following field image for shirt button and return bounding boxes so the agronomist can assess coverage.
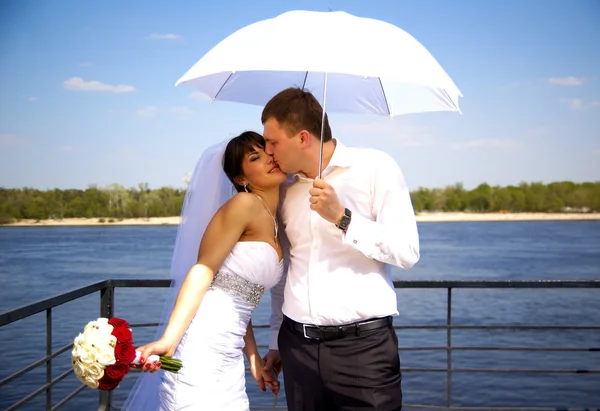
[313,244,318,250]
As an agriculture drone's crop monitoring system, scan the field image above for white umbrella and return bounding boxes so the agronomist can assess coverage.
[176,10,462,175]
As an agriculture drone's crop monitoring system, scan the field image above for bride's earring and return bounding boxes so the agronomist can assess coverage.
[244,184,249,193]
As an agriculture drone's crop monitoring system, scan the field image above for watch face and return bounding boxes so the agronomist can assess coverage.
[340,214,351,229]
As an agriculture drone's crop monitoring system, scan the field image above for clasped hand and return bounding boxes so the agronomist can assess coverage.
[309,178,344,224]
[134,339,280,395]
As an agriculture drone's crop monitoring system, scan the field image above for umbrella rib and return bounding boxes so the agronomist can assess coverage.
[211,72,234,102]
[377,77,391,116]
[442,89,461,113]
[301,72,308,91]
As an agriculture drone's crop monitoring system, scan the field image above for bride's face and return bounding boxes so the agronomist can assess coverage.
[241,145,286,190]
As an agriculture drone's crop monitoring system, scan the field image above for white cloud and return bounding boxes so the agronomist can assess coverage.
[334,117,435,148]
[146,33,182,40]
[170,106,194,120]
[548,76,586,86]
[136,106,194,120]
[522,126,550,138]
[453,138,520,150]
[0,133,29,148]
[190,91,211,101]
[510,76,591,88]
[137,106,158,117]
[28,97,37,102]
[560,98,600,110]
[63,77,135,93]
[78,61,93,67]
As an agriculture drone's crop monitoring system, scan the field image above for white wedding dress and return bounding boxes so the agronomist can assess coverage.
[158,241,283,411]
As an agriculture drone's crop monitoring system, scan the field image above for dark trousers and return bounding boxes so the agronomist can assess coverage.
[278,316,403,411]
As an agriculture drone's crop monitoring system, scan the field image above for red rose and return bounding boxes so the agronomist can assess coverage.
[111,326,133,345]
[108,318,130,329]
[104,362,130,380]
[114,342,136,364]
[98,376,120,391]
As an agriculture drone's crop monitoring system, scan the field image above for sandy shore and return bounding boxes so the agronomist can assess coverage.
[416,212,600,222]
[3,213,600,227]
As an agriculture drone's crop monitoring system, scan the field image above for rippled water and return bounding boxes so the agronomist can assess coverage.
[1,221,599,409]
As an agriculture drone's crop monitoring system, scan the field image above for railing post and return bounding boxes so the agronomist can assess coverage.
[98,281,115,411]
[446,287,453,407]
[46,308,52,410]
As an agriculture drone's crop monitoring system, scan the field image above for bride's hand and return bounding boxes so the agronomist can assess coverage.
[250,356,280,394]
[261,366,281,395]
[135,339,174,373]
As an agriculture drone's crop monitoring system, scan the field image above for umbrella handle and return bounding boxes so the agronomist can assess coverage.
[318,72,328,179]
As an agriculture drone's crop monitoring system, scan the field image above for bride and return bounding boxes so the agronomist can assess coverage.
[122,131,286,410]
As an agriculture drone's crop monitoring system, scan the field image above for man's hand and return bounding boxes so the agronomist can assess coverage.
[263,349,283,378]
[309,178,345,225]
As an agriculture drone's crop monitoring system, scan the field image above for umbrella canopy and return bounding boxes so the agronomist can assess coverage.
[175,10,462,117]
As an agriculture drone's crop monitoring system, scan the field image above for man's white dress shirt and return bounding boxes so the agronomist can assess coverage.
[269,140,419,349]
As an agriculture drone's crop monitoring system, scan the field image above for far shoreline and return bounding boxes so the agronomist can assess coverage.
[2,212,600,227]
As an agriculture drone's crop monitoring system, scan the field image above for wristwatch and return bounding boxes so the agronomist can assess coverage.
[335,208,352,232]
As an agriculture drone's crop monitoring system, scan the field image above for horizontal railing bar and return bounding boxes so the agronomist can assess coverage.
[252,344,595,353]
[449,325,600,330]
[403,404,598,410]
[394,346,600,352]
[0,281,109,326]
[114,278,600,289]
[5,363,75,410]
[393,280,600,288]
[130,322,160,328]
[51,385,86,411]
[451,346,600,351]
[253,325,600,332]
[402,368,600,373]
[393,325,600,330]
[3,279,599,328]
[110,279,172,288]
[0,341,73,388]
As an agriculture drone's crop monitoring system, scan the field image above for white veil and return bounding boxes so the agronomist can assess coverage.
[121,140,233,410]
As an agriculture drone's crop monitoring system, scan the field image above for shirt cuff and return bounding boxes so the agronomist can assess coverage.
[269,330,279,350]
[342,212,378,259]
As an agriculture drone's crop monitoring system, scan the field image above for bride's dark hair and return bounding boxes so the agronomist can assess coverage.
[222,131,266,193]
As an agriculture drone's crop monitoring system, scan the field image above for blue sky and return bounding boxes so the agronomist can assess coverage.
[1,0,598,190]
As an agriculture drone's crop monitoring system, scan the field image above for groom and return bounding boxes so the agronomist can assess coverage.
[262,87,420,410]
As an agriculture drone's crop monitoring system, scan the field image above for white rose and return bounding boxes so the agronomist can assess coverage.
[76,347,95,365]
[87,362,104,380]
[73,333,86,347]
[83,320,98,334]
[95,346,116,366]
[84,376,99,389]
[96,318,114,334]
[73,361,86,379]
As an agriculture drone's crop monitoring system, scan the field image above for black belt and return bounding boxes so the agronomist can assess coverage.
[285,315,393,341]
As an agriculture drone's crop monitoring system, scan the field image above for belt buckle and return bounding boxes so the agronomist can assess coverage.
[303,324,323,340]
[302,323,310,339]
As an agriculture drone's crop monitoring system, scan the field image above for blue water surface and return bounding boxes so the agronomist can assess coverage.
[1,221,599,409]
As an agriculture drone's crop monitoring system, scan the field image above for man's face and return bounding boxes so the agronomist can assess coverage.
[263,117,300,174]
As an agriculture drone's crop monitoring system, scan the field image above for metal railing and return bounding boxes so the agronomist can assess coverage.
[1,279,599,411]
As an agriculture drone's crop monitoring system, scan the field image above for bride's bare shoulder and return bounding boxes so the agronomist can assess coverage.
[220,192,260,215]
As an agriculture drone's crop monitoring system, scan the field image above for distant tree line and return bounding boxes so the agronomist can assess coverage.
[0,181,598,224]
[410,181,600,213]
[0,183,186,224]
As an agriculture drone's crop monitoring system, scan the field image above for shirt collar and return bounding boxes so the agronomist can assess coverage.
[293,139,354,181]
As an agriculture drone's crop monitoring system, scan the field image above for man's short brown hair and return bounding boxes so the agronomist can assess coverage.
[261,87,332,142]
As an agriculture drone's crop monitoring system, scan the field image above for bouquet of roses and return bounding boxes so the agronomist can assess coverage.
[72,317,182,391]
